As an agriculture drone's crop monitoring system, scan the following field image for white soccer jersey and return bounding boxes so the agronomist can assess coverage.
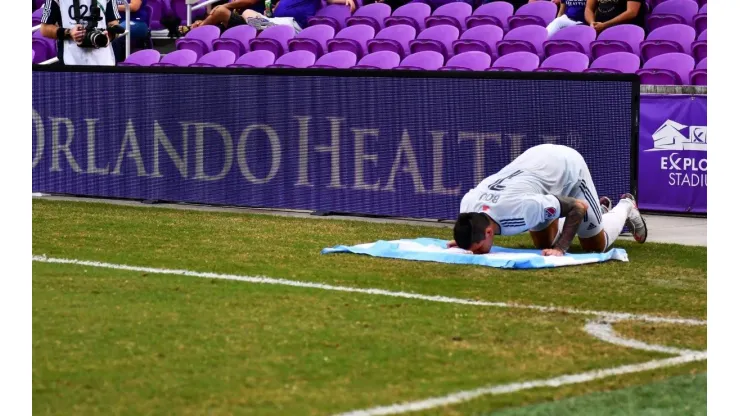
[41,0,119,66]
[460,144,595,236]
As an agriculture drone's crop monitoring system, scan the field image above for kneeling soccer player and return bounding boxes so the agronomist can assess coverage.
[449,144,647,256]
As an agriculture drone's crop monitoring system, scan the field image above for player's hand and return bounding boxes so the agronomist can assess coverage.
[345,0,357,13]
[542,248,565,257]
[70,25,85,44]
[446,240,458,249]
[592,22,607,33]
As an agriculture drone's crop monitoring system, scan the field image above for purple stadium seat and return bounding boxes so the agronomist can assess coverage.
[691,29,706,62]
[395,51,444,70]
[409,25,459,60]
[689,57,707,85]
[497,25,548,59]
[175,25,220,59]
[119,49,162,66]
[34,0,45,10]
[352,51,401,69]
[452,24,503,59]
[637,52,695,85]
[32,7,43,26]
[190,50,236,67]
[288,24,335,57]
[367,24,417,58]
[147,0,167,31]
[465,1,514,31]
[212,26,257,57]
[227,50,276,68]
[425,3,472,32]
[269,50,317,68]
[647,0,699,32]
[697,0,706,6]
[152,49,199,67]
[441,51,491,71]
[488,51,540,71]
[640,24,695,61]
[508,1,557,30]
[32,50,35,63]
[693,4,707,34]
[32,31,56,64]
[328,24,375,58]
[590,24,645,58]
[346,3,391,34]
[308,4,351,32]
[384,3,431,35]
[584,52,641,74]
[535,51,589,72]
[249,25,296,57]
[544,25,597,58]
[310,50,358,68]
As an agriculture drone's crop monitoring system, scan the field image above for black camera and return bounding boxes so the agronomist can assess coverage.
[75,0,125,49]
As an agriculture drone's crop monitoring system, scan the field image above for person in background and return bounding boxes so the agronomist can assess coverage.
[112,0,149,62]
[239,0,356,33]
[174,0,268,36]
[585,0,645,34]
[543,0,587,37]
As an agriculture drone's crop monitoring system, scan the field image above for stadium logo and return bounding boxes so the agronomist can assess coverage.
[647,120,706,152]
[647,120,707,188]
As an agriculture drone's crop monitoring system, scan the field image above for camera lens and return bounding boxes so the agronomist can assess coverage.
[90,31,108,48]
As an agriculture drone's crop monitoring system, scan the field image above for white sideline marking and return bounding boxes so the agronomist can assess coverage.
[584,320,702,356]
[334,353,707,416]
[33,255,707,415]
[32,255,706,326]
[339,321,707,416]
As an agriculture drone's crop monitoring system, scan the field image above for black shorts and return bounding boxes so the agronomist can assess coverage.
[228,10,246,28]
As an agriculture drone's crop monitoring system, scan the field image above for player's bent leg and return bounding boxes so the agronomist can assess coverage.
[579,230,608,253]
[529,219,560,249]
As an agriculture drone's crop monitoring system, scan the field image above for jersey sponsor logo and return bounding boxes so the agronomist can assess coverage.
[499,218,525,228]
[487,170,524,191]
[544,207,557,220]
[478,193,500,204]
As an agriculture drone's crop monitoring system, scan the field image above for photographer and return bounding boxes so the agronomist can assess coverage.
[40,0,123,66]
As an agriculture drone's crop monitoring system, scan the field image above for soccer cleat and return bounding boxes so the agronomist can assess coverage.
[620,193,648,243]
[599,196,612,215]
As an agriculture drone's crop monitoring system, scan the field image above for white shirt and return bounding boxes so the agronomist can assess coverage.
[41,0,119,66]
[459,144,587,235]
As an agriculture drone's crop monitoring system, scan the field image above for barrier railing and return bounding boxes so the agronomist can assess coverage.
[186,0,223,26]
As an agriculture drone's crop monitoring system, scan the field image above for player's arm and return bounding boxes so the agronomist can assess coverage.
[546,196,588,256]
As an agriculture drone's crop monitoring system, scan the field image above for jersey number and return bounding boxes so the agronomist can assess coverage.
[68,4,94,21]
[487,170,523,191]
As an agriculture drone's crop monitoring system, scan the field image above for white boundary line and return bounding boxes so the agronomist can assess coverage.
[338,320,707,416]
[584,320,702,356]
[31,255,706,326]
[334,352,707,416]
[32,255,707,415]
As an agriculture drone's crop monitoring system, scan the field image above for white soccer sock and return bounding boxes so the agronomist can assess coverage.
[602,199,633,249]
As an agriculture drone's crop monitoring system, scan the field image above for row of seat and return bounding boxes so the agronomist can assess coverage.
[32,0,708,37]
[306,1,707,35]
[174,21,707,67]
[120,47,706,86]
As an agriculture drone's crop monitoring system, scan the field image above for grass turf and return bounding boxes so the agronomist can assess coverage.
[32,199,707,415]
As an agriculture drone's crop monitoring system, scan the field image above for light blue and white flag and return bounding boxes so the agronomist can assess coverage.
[322,238,628,269]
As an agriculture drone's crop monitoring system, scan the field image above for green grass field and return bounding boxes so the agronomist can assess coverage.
[32,199,707,415]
